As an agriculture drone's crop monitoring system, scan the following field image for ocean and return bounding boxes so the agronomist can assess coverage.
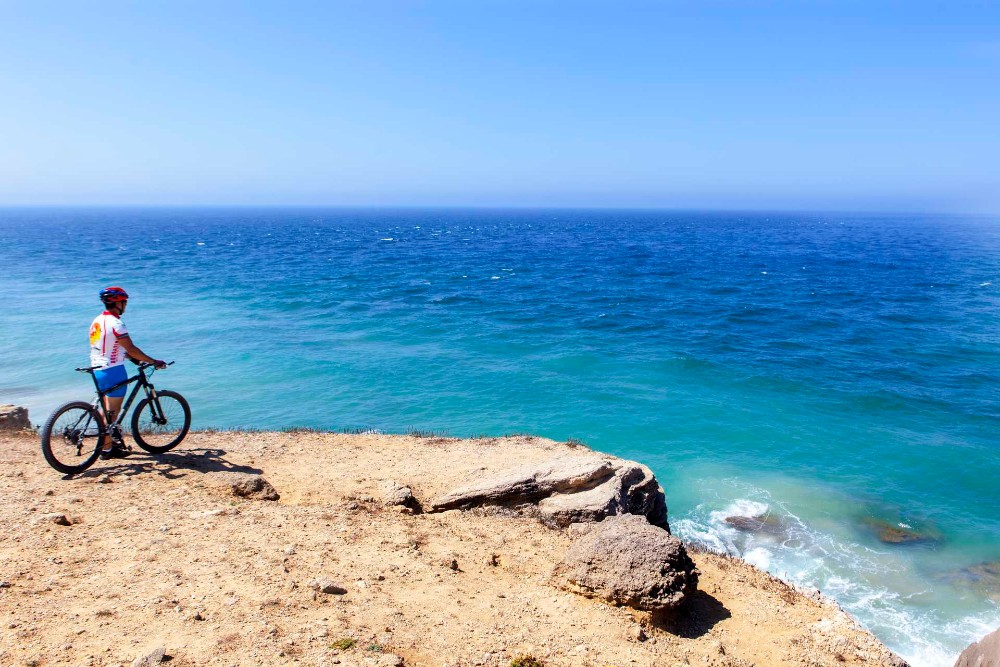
[1,207,997,665]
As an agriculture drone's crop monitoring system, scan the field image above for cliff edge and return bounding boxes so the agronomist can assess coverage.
[0,429,907,667]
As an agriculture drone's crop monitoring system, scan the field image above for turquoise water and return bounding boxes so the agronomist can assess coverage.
[1,207,997,665]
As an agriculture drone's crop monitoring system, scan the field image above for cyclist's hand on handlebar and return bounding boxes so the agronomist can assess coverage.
[154,359,168,369]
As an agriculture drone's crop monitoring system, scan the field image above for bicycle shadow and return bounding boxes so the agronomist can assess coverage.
[72,447,263,481]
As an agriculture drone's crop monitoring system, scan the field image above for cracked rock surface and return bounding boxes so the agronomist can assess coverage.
[430,453,669,531]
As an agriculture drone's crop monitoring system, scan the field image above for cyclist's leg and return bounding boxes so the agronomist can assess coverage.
[101,396,124,451]
[93,366,128,452]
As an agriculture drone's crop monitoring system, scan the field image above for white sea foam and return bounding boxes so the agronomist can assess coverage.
[674,486,999,667]
[743,547,772,570]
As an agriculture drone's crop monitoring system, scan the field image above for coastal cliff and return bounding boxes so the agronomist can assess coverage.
[0,429,908,667]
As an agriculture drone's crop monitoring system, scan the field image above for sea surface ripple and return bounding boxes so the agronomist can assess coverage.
[1,207,997,665]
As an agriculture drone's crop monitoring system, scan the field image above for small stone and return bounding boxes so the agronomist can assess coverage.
[346,502,360,510]
[131,647,166,667]
[381,480,414,507]
[448,559,459,571]
[193,611,205,621]
[97,474,114,484]
[284,544,296,555]
[44,490,54,496]
[37,513,72,526]
[629,625,648,642]
[0,581,11,588]
[312,580,347,595]
[206,472,280,501]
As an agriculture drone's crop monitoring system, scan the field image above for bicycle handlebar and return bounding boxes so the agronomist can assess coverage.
[137,361,175,370]
[75,361,174,373]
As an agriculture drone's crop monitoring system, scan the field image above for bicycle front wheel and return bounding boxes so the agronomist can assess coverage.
[41,401,105,475]
[131,390,191,453]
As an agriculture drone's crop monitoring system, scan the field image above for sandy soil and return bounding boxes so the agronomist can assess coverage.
[0,430,905,667]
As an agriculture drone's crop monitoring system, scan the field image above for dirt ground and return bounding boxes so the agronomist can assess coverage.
[0,430,906,667]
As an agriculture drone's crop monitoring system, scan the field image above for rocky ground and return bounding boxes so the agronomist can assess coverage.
[0,429,908,667]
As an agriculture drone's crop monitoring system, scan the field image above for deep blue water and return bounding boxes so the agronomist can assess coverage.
[1,207,998,665]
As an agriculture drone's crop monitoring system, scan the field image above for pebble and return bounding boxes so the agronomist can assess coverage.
[312,580,347,595]
[131,647,166,667]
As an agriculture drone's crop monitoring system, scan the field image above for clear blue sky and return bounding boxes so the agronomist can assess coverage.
[1,1,997,211]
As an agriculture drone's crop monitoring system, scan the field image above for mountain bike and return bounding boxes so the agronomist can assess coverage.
[40,362,191,475]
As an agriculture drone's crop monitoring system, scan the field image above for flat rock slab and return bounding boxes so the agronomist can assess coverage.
[553,514,698,612]
[429,453,670,531]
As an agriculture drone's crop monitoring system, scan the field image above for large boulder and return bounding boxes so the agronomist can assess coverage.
[552,514,698,612]
[955,627,1000,667]
[430,454,670,531]
[0,405,30,431]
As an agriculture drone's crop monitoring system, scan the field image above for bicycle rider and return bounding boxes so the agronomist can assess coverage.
[89,286,166,459]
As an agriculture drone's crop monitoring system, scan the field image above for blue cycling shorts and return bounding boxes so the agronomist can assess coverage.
[94,364,128,398]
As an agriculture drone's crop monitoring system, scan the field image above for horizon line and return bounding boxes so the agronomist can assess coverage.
[0,203,996,217]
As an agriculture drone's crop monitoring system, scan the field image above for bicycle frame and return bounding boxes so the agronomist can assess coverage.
[83,363,169,433]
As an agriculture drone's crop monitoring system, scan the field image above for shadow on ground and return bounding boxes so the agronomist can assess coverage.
[69,447,262,481]
[653,590,732,639]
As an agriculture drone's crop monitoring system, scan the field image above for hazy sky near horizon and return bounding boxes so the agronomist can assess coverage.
[1,2,998,212]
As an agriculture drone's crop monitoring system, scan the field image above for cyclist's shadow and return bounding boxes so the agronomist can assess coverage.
[77,448,264,480]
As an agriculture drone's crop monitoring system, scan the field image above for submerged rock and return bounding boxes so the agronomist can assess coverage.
[940,561,1000,602]
[863,518,939,545]
[724,513,784,534]
[553,514,698,611]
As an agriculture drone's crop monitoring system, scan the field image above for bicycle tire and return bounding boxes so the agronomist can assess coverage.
[131,390,191,453]
[41,401,105,475]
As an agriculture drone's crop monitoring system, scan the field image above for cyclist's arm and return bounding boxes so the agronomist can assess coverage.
[118,336,166,368]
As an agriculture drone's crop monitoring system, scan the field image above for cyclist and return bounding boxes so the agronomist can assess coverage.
[89,286,166,459]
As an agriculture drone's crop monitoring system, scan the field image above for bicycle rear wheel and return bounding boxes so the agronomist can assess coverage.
[131,390,191,453]
[41,401,105,475]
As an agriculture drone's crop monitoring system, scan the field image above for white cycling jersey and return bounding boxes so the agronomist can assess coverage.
[89,311,130,368]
